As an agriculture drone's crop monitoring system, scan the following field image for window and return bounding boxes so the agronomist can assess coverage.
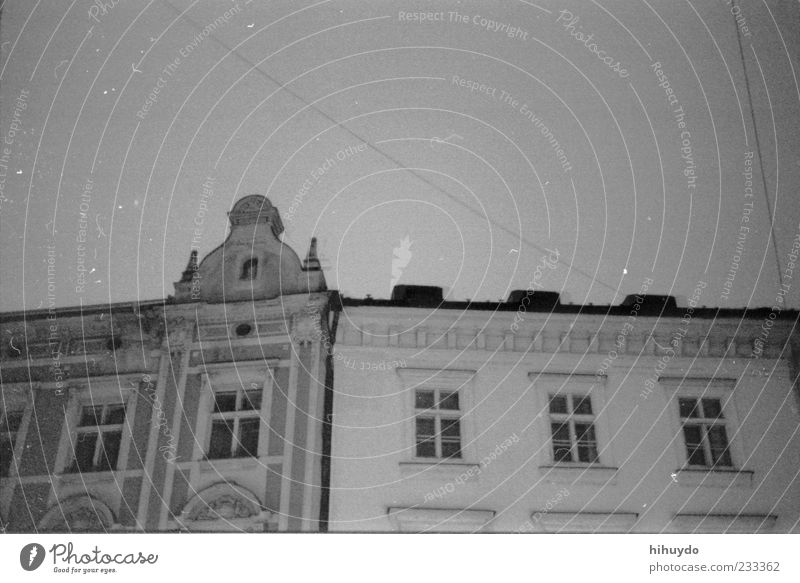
[548,394,598,464]
[678,397,732,468]
[67,404,126,473]
[207,387,262,459]
[1,408,25,478]
[240,257,258,280]
[414,389,461,459]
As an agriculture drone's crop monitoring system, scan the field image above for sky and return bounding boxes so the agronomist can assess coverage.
[1,0,799,312]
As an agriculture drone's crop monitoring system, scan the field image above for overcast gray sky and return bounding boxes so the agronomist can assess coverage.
[1,0,799,311]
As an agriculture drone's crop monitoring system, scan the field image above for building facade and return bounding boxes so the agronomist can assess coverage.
[0,196,336,532]
[329,290,800,533]
[2,196,799,533]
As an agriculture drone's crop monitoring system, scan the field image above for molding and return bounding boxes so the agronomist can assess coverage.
[398,461,481,480]
[538,465,619,486]
[675,468,754,489]
[532,511,638,533]
[387,507,495,532]
[397,368,476,390]
[669,513,777,533]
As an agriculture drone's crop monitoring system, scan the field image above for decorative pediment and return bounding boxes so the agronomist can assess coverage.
[177,483,274,532]
[39,496,115,532]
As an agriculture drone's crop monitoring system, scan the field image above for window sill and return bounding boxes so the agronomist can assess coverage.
[675,468,753,488]
[194,456,264,473]
[539,464,619,485]
[399,460,481,480]
[55,469,143,484]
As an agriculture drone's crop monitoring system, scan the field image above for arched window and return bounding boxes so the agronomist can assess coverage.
[240,257,258,280]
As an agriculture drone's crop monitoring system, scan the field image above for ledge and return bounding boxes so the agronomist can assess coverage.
[387,507,495,532]
[539,464,619,486]
[55,469,144,484]
[399,461,481,480]
[191,456,280,473]
[675,468,754,489]
[531,511,639,533]
[669,513,776,533]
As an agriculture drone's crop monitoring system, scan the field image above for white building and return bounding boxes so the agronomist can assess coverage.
[328,287,800,533]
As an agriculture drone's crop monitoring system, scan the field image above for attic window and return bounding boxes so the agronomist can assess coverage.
[240,257,258,281]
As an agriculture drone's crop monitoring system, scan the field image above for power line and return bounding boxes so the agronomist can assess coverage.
[733,0,784,291]
[162,2,627,297]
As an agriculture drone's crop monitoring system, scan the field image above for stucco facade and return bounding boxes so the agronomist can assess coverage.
[328,298,800,533]
[0,196,335,532]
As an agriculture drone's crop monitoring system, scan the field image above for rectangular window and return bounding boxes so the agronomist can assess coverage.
[679,397,732,468]
[1,409,25,478]
[207,387,262,459]
[548,394,598,464]
[414,389,461,459]
[67,403,126,473]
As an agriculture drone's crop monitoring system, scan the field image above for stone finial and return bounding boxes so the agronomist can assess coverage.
[303,237,321,271]
[228,194,284,238]
[179,250,199,283]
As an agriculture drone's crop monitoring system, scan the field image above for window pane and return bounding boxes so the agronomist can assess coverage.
[208,420,234,459]
[572,395,593,415]
[213,392,237,413]
[416,417,435,438]
[441,440,462,459]
[235,419,260,457]
[682,425,707,466]
[415,417,436,457]
[575,423,598,463]
[241,390,262,411]
[575,423,596,443]
[415,390,435,410]
[103,405,126,425]
[577,443,598,463]
[440,418,461,438]
[79,406,103,427]
[549,395,568,414]
[701,398,723,420]
[70,432,98,472]
[0,439,15,478]
[96,431,122,471]
[551,422,572,462]
[2,410,24,433]
[707,425,732,467]
[679,398,698,419]
[439,392,459,410]
[416,438,436,458]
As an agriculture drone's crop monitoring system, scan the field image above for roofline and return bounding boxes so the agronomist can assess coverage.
[338,296,800,321]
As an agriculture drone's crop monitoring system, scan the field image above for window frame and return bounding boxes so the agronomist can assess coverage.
[67,402,128,474]
[0,385,33,481]
[530,372,612,469]
[660,377,743,472]
[55,381,136,476]
[196,366,274,464]
[398,368,476,464]
[547,393,599,465]
[413,388,463,460]
[678,396,733,469]
[240,257,259,281]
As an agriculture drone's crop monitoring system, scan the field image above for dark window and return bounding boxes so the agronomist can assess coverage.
[240,257,258,280]
[414,389,461,459]
[208,385,263,459]
[548,393,598,464]
[0,409,25,478]
[68,403,126,473]
[679,397,732,468]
